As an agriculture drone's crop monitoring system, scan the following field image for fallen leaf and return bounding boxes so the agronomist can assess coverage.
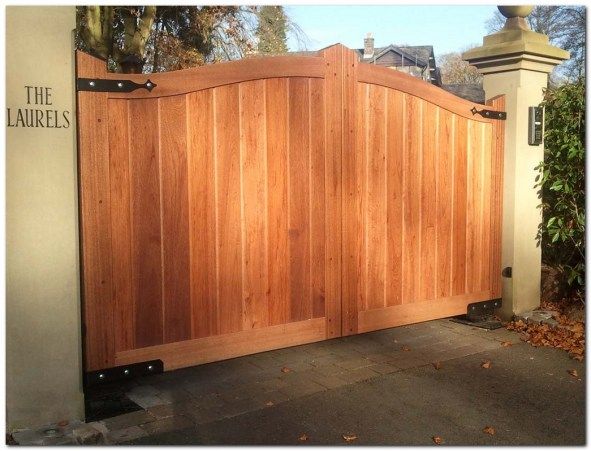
[402,346,411,352]
[432,436,443,445]
[265,401,274,407]
[483,426,495,435]
[432,361,442,370]
[481,360,492,369]
[298,434,308,441]
[501,341,512,347]
[57,420,69,427]
[281,366,292,373]
[568,369,579,378]
[342,433,357,442]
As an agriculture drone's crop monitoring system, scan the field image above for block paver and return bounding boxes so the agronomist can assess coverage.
[78,319,535,444]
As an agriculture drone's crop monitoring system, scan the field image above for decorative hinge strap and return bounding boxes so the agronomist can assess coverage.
[76,78,156,93]
[470,107,507,120]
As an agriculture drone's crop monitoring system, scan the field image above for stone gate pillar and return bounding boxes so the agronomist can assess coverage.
[463,6,569,318]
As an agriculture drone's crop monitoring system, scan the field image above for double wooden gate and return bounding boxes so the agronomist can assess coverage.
[77,44,504,373]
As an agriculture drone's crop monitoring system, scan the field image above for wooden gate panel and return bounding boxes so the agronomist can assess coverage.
[344,62,504,334]
[78,46,504,372]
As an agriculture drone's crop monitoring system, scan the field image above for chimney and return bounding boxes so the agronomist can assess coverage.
[363,33,374,59]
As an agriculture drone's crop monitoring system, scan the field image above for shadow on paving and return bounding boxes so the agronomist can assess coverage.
[125,342,585,446]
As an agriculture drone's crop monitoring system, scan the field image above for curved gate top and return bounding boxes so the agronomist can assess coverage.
[76,44,505,374]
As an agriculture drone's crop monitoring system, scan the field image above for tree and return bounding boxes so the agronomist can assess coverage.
[486,6,586,81]
[256,6,288,54]
[77,6,305,73]
[437,50,482,84]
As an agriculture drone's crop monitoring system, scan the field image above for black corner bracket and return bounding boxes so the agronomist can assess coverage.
[85,359,163,387]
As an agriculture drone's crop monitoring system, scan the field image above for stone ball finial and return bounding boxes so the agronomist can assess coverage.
[498,5,534,19]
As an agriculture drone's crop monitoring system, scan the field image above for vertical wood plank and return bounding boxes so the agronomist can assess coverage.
[436,110,454,299]
[187,90,218,339]
[265,78,290,326]
[310,78,326,319]
[321,45,344,337]
[240,80,269,329]
[129,98,164,348]
[366,84,387,310]
[480,124,493,292]
[487,96,506,297]
[385,90,404,306]
[420,102,438,301]
[466,120,483,294]
[77,51,115,370]
[109,99,133,352]
[159,95,191,343]
[214,84,243,334]
[403,96,422,302]
[288,77,311,322]
[452,118,468,295]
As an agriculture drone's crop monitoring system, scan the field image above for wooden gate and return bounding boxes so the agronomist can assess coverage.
[76,44,504,373]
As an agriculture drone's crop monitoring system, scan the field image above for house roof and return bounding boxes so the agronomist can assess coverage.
[442,83,485,104]
[354,44,434,68]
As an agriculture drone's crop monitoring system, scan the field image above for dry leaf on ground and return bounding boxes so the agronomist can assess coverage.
[298,434,308,441]
[506,302,585,360]
[481,360,492,369]
[281,366,291,373]
[432,361,442,370]
[342,433,358,442]
[568,369,579,378]
[432,436,443,445]
[501,341,512,347]
[483,426,496,435]
[402,346,411,352]
[265,401,274,407]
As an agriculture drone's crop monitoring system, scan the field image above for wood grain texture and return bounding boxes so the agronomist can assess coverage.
[116,318,326,370]
[108,99,133,352]
[78,46,504,372]
[159,95,191,343]
[187,90,218,339]
[385,90,404,307]
[77,51,115,370]
[265,78,290,326]
[214,84,244,335]
[487,95,506,297]
[357,63,500,122]
[319,45,345,338]
[240,80,269,330]
[129,98,164,348]
[105,55,325,99]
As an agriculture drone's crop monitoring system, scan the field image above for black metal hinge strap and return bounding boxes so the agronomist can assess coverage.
[471,107,507,120]
[77,78,157,93]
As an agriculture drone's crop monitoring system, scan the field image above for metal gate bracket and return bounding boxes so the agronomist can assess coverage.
[77,78,157,93]
[85,359,163,387]
[471,107,507,120]
[450,299,503,330]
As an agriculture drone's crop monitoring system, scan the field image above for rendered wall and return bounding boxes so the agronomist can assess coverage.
[6,6,84,430]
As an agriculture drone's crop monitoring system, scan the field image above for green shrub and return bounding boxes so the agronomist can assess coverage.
[535,78,585,301]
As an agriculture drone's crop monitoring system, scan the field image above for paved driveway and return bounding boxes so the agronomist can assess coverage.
[90,319,586,445]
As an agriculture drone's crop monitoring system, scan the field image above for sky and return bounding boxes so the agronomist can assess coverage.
[285,5,498,57]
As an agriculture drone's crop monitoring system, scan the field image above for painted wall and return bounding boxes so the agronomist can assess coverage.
[6,6,84,430]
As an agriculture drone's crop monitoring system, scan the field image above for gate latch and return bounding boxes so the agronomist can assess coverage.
[470,107,507,120]
[77,78,157,93]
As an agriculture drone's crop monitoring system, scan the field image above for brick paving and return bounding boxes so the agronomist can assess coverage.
[74,318,522,444]
[15,318,557,445]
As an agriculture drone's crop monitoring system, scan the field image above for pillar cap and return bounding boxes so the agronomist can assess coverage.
[463,6,569,74]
